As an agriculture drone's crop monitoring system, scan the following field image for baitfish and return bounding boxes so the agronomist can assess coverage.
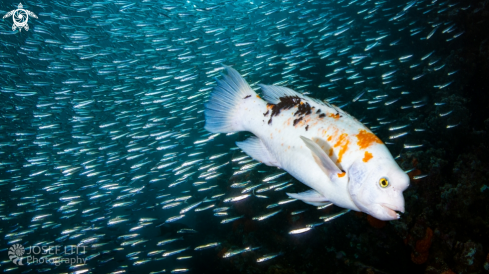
[204,66,409,221]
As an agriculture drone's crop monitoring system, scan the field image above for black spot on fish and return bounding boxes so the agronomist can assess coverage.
[263,110,269,116]
[267,96,302,124]
[319,113,326,118]
[293,117,303,126]
[316,109,321,114]
[294,101,312,117]
[305,125,309,131]
[244,95,251,99]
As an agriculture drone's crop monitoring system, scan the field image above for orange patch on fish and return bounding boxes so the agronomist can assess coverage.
[328,113,341,119]
[330,127,339,139]
[334,133,349,163]
[356,129,383,149]
[327,136,332,142]
[256,94,261,99]
[328,148,333,157]
[337,172,346,178]
[286,118,291,126]
[363,151,373,162]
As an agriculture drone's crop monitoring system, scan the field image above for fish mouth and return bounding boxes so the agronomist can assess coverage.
[381,204,404,219]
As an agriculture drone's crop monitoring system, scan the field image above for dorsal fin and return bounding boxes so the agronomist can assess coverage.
[259,84,357,123]
[259,84,335,109]
[259,84,304,104]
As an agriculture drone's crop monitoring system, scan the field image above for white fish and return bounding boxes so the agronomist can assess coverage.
[257,252,284,262]
[204,66,409,221]
[289,227,311,234]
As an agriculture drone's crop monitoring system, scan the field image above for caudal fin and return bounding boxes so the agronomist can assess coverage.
[204,66,257,133]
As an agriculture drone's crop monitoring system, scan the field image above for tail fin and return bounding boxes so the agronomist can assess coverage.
[204,66,257,133]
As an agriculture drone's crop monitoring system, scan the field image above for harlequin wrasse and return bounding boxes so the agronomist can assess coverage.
[204,66,410,221]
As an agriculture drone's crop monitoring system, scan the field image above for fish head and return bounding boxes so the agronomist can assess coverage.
[347,154,409,221]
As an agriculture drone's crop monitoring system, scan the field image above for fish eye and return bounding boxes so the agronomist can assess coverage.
[379,178,389,188]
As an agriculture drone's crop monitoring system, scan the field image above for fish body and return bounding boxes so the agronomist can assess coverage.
[204,67,409,220]
[257,252,284,262]
[289,227,311,234]
[194,242,221,250]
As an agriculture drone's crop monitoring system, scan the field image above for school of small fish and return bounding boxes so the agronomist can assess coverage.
[0,0,470,272]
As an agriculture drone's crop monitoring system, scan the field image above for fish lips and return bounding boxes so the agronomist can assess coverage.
[380,203,405,220]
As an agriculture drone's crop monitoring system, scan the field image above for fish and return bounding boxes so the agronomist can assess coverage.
[291,209,308,215]
[222,246,260,258]
[257,252,284,262]
[157,237,183,246]
[162,247,190,257]
[194,242,221,251]
[289,227,312,235]
[204,66,409,220]
[319,209,351,222]
[252,209,282,221]
[221,215,244,224]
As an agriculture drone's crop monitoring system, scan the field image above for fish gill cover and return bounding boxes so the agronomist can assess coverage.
[0,0,488,273]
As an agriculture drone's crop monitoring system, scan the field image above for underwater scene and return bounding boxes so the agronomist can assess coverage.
[0,0,488,273]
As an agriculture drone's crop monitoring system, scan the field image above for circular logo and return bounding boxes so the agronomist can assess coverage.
[13,9,29,28]
[2,3,38,32]
[8,244,25,265]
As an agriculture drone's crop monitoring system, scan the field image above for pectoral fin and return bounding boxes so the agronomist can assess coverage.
[300,136,343,181]
[287,189,330,206]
